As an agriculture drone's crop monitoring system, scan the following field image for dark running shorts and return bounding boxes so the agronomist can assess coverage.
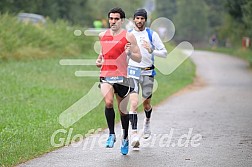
[99,77,134,98]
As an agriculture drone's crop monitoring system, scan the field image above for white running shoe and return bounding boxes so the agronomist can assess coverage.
[131,133,140,148]
[143,119,151,139]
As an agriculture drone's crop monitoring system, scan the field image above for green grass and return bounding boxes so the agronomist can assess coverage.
[0,55,104,166]
[203,47,252,66]
[0,51,195,166]
[0,13,94,60]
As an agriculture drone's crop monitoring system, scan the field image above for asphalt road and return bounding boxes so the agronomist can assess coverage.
[18,51,252,167]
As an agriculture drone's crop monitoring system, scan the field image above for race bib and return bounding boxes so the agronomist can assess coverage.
[105,76,124,83]
[128,66,141,79]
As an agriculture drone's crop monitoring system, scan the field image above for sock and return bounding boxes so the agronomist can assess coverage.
[120,114,129,139]
[129,111,138,131]
[105,107,115,134]
[144,108,152,119]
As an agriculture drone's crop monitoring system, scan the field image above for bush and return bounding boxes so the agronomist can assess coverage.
[0,13,95,60]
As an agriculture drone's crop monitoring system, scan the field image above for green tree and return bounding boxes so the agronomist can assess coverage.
[154,0,177,21]
[0,0,143,27]
[174,0,208,44]
[223,0,252,45]
[86,0,143,19]
[241,0,252,37]
[83,0,143,27]
[226,0,246,23]
[0,0,90,26]
[204,0,226,33]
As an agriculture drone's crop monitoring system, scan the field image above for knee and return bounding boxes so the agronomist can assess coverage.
[130,99,139,109]
[143,101,151,110]
[105,99,113,108]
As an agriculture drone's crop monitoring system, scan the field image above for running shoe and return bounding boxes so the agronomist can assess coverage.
[131,133,140,148]
[105,134,116,148]
[120,139,129,155]
[143,119,151,139]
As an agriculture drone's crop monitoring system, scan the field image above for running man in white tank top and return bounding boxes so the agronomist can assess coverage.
[128,9,167,148]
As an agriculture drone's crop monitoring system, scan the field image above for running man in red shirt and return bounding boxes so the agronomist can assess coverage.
[96,7,141,155]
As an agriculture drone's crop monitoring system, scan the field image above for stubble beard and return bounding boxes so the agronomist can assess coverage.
[136,22,145,31]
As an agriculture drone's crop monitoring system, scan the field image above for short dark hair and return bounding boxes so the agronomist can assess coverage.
[108,7,125,19]
[134,8,147,20]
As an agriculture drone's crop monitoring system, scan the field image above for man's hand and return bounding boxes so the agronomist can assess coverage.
[142,40,153,53]
[125,42,132,56]
[96,58,102,68]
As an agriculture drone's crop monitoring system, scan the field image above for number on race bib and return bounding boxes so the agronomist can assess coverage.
[128,66,141,79]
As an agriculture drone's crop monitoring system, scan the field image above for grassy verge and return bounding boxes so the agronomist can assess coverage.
[0,13,93,60]
[203,47,252,66]
[0,50,195,166]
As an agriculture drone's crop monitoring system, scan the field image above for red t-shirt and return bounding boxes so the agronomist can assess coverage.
[100,30,128,77]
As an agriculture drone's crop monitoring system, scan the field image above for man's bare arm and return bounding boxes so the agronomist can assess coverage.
[126,32,142,63]
[96,32,105,68]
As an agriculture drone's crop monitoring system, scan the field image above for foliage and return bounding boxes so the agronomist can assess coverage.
[1,0,252,49]
[154,0,177,21]
[0,13,94,60]
[223,0,252,44]
[0,0,144,27]
[240,0,252,37]
[87,0,143,18]
[204,0,226,34]
[0,0,88,25]
[173,0,208,44]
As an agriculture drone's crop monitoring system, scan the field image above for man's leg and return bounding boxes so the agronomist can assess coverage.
[143,98,152,121]
[116,94,129,140]
[116,94,130,155]
[128,78,140,147]
[129,92,140,147]
[129,92,139,132]
[142,98,152,139]
[100,83,116,147]
[141,76,154,139]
